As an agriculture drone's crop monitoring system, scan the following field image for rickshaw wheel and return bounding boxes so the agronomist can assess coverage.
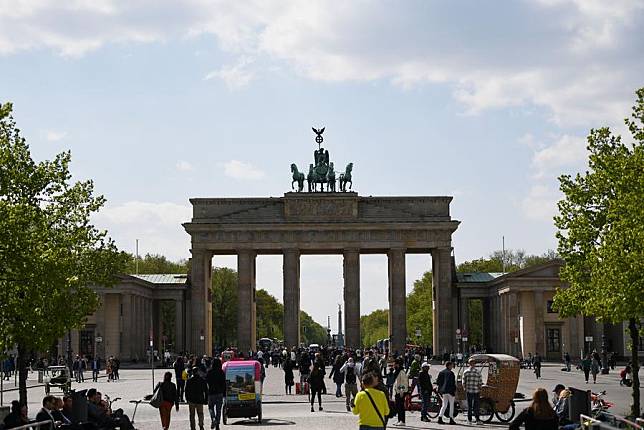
[495,401,515,422]
[427,392,440,418]
[478,398,495,423]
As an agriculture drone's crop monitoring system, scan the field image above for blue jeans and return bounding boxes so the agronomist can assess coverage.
[421,390,430,419]
[335,382,343,397]
[467,392,480,421]
[208,393,223,425]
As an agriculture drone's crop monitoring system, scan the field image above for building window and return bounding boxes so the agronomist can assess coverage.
[80,330,95,357]
[546,300,557,313]
[546,328,561,353]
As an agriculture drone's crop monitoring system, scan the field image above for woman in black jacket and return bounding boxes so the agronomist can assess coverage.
[206,358,226,430]
[283,358,295,394]
[329,355,345,397]
[159,371,180,430]
[308,363,325,412]
[509,388,558,430]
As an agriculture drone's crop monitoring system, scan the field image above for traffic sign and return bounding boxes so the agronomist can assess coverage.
[462,337,468,342]
[456,334,462,340]
[95,336,103,343]
[585,336,593,342]
[456,328,461,335]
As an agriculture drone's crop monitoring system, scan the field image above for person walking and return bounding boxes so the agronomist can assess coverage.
[436,361,457,425]
[352,372,390,430]
[533,353,542,379]
[418,362,432,422]
[581,354,592,383]
[462,359,482,424]
[509,388,558,430]
[564,352,571,372]
[309,362,325,412]
[159,372,179,430]
[283,357,295,394]
[185,369,209,430]
[173,356,186,402]
[329,355,345,398]
[591,354,601,384]
[91,356,101,382]
[393,358,409,426]
[341,358,359,411]
[206,358,225,430]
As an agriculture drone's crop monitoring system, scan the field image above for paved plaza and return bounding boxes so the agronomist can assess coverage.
[1,362,636,429]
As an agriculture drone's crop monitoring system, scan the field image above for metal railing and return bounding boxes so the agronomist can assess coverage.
[9,420,54,430]
[581,412,643,429]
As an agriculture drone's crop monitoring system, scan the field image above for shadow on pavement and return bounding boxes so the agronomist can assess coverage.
[230,419,296,426]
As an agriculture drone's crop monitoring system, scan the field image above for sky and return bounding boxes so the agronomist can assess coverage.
[2,0,643,330]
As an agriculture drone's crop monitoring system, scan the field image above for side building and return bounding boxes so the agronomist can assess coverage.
[457,260,642,360]
[57,274,188,361]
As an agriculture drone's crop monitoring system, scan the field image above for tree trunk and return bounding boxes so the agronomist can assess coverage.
[17,343,28,406]
[628,318,641,418]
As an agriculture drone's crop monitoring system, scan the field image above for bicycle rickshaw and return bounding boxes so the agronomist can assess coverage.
[45,365,72,395]
[222,360,263,424]
[454,353,520,423]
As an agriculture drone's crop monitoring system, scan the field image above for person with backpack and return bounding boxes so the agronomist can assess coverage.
[173,356,186,402]
[353,372,390,430]
[342,358,359,411]
[185,369,209,430]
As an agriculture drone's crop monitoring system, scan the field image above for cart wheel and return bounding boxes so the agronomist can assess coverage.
[495,401,516,422]
[478,398,495,423]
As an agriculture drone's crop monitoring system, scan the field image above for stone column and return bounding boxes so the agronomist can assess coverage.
[482,298,491,351]
[388,248,406,354]
[237,250,257,353]
[343,249,361,349]
[190,250,213,355]
[534,291,545,356]
[121,294,132,360]
[431,247,455,355]
[283,249,301,348]
[500,294,507,354]
[509,292,519,357]
[175,299,184,353]
[459,298,469,335]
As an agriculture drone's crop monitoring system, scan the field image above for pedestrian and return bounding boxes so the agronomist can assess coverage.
[341,357,359,411]
[283,357,295,394]
[206,358,225,430]
[407,354,421,395]
[509,388,558,430]
[418,362,432,422]
[330,355,345,398]
[385,363,395,399]
[533,353,542,379]
[174,356,186,402]
[352,372,389,430]
[462,359,482,424]
[436,361,457,425]
[309,362,325,412]
[91,356,101,382]
[158,371,180,430]
[591,354,600,384]
[564,352,571,371]
[185,369,209,430]
[392,358,409,426]
[581,354,591,383]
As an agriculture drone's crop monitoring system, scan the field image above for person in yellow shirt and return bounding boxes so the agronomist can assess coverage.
[352,372,390,430]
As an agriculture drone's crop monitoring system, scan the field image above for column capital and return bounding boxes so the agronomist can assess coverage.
[282,248,300,256]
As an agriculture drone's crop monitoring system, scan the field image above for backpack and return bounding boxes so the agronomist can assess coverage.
[346,366,356,384]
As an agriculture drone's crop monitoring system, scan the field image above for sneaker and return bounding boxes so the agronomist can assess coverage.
[437,418,444,425]
[211,421,215,429]
[346,405,351,412]
[421,416,431,422]
[476,419,483,424]
[449,419,456,425]
[311,406,314,412]
[319,406,323,411]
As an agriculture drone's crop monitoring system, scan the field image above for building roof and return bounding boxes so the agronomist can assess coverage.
[129,274,188,285]
[456,272,505,283]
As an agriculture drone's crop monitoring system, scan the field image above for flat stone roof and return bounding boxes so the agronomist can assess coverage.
[456,272,505,283]
[129,274,188,284]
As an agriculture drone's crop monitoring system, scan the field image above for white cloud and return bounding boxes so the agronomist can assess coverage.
[531,135,587,179]
[1,1,643,125]
[45,130,67,141]
[521,184,560,222]
[223,160,265,180]
[204,56,255,90]
[175,160,193,172]
[93,201,192,260]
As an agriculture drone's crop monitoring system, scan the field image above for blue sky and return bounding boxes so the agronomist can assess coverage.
[2,0,643,329]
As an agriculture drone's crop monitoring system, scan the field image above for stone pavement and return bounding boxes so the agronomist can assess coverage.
[1,362,636,429]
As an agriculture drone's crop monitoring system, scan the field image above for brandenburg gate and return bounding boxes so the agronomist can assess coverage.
[182,129,460,356]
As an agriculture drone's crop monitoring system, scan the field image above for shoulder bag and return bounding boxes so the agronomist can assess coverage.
[364,389,387,429]
[149,382,163,408]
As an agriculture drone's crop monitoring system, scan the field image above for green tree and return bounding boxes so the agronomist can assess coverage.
[407,271,433,346]
[0,103,126,405]
[211,267,238,348]
[553,88,644,417]
[360,309,389,347]
[457,249,558,273]
[300,312,328,345]
[256,289,284,341]
[124,253,188,274]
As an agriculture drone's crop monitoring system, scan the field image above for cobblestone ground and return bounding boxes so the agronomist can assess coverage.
[1,362,636,429]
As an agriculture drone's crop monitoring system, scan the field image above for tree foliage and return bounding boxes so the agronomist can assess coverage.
[360,309,389,347]
[0,102,126,404]
[406,271,433,346]
[457,249,558,273]
[124,253,188,274]
[553,88,644,417]
[212,267,238,348]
